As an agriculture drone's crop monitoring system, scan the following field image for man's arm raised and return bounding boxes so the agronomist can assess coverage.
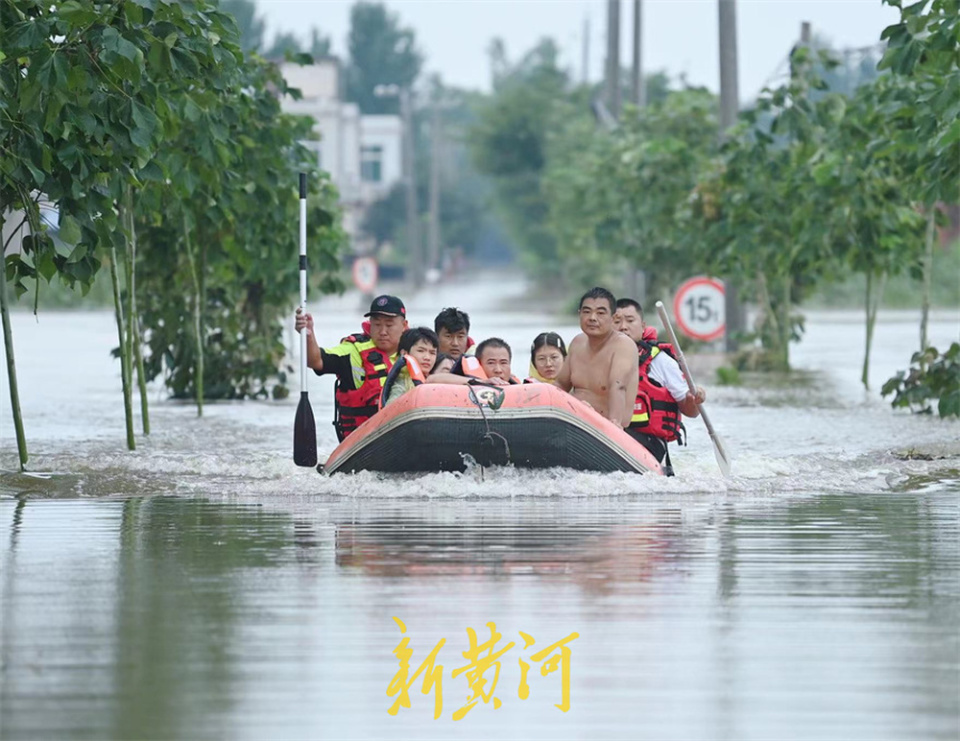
[607,334,639,428]
[295,309,324,372]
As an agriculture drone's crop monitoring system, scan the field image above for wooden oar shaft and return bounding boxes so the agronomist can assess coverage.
[655,301,731,476]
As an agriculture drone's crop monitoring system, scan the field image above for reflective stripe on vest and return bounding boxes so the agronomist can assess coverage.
[629,342,683,443]
[333,336,396,441]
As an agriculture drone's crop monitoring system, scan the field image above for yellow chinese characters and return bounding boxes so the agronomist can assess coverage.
[450,622,515,720]
[387,617,446,720]
[388,618,579,719]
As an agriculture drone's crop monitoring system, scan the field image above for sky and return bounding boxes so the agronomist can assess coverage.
[256,0,900,101]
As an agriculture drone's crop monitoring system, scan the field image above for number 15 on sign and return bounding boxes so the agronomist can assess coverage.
[673,277,726,342]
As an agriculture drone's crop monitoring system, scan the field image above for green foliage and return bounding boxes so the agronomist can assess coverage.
[1,0,242,298]
[1,0,345,406]
[715,365,742,386]
[134,57,345,401]
[544,87,719,298]
[469,40,572,281]
[879,0,960,205]
[220,0,264,53]
[345,2,422,114]
[882,343,960,418]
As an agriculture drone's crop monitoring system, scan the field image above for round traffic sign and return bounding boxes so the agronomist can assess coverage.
[351,256,379,293]
[673,277,725,342]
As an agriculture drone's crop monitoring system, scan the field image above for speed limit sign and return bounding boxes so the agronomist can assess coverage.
[351,256,379,294]
[673,277,726,341]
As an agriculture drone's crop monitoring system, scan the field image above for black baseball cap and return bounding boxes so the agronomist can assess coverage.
[364,294,406,317]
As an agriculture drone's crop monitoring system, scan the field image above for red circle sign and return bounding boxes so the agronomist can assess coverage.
[673,277,726,341]
[351,256,379,293]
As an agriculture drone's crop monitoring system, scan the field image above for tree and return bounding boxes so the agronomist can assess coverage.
[310,28,332,58]
[469,40,572,282]
[345,2,422,114]
[221,0,265,53]
[266,31,303,60]
[544,87,720,301]
[1,0,243,461]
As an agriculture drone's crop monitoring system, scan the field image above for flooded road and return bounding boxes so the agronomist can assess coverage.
[1,276,958,739]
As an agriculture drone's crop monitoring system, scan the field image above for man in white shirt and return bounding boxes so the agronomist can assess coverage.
[614,298,706,469]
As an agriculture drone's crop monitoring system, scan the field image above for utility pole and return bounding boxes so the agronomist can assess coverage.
[605,0,621,117]
[427,102,442,279]
[630,0,646,303]
[399,87,422,290]
[582,15,590,85]
[631,0,644,106]
[718,0,742,352]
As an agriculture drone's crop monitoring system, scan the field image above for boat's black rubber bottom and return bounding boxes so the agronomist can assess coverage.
[330,417,644,474]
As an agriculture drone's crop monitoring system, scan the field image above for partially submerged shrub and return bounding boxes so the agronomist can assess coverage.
[882,343,960,418]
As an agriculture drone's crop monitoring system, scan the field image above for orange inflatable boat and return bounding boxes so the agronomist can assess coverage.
[321,383,663,475]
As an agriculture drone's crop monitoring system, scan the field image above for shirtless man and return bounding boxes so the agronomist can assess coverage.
[556,287,638,427]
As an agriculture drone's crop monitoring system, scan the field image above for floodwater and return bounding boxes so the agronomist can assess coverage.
[1,276,958,740]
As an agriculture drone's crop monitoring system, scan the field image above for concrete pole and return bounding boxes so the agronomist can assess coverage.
[718,0,742,351]
[631,0,644,106]
[400,87,422,290]
[427,102,442,277]
[606,0,621,117]
[582,16,590,85]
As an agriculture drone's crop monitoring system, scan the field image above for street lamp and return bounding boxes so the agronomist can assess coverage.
[374,84,422,290]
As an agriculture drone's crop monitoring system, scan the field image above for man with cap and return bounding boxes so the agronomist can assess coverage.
[295,294,408,441]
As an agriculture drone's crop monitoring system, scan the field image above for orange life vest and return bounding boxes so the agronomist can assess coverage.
[379,355,426,409]
[332,334,394,441]
[629,341,684,443]
[459,356,520,384]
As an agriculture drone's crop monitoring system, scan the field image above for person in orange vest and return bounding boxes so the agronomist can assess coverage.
[427,337,520,386]
[615,298,706,468]
[381,327,439,407]
[295,294,408,441]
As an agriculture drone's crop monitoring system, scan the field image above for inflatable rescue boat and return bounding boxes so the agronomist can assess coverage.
[321,382,663,475]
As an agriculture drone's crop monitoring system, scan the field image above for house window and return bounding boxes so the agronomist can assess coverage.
[360,145,383,183]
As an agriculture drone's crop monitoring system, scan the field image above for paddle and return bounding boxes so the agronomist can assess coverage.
[655,301,732,477]
[294,173,318,467]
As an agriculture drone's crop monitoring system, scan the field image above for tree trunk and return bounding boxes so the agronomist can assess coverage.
[862,270,887,391]
[182,214,203,417]
[920,208,935,358]
[0,212,29,469]
[109,245,136,450]
[124,189,149,435]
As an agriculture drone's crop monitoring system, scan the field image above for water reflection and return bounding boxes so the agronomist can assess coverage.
[0,491,956,740]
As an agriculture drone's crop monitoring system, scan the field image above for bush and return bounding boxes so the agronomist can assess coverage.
[882,343,960,418]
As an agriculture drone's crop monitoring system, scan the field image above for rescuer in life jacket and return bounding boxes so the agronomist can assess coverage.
[381,327,439,407]
[295,294,408,441]
[427,337,520,386]
[614,298,707,468]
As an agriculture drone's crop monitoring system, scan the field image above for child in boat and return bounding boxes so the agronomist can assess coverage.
[529,332,567,384]
[383,327,440,407]
[432,353,455,375]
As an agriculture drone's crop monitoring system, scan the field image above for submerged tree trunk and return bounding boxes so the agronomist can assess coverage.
[920,209,935,359]
[755,271,790,371]
[862,270,888,391]
[124,189,149,435]
[109,245,136,450]
[182,214,203,417]
[0,212,29,469]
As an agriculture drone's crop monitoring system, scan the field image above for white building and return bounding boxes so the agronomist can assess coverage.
[279,60,402,251]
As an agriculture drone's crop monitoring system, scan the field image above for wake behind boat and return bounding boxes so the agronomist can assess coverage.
[321,383,663,475]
